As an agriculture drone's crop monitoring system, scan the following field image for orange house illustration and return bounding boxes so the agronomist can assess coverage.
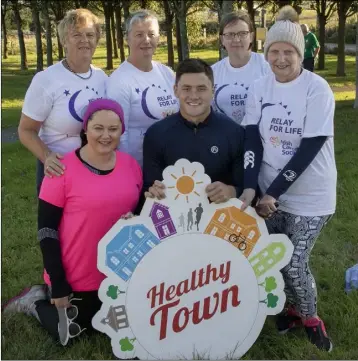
[204,206,261,257]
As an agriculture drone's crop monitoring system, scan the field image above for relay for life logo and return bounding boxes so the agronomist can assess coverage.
[92,159,293,360]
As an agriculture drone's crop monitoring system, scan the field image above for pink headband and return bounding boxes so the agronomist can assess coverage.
[82,98,125,134]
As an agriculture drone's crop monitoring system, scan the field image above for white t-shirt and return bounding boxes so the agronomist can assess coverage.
[106,60,179,166]
[211,52,270,124]
[242,69,337,216]
[22,62,107,154]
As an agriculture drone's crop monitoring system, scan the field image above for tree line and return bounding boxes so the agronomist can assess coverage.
[1,0,357,77]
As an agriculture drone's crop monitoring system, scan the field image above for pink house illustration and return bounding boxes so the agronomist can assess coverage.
[150,202,177,240]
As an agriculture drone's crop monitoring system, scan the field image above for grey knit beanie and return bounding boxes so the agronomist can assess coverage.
[264,6,305,60]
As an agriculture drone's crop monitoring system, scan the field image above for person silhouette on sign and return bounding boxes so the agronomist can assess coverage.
[178,213,185,232]
[187,208,193,231]
[194,203,204,231]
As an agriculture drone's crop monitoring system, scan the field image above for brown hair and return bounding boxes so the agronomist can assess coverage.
[219,10,254,50]
[219,10,254,35]
[58,8,101,46]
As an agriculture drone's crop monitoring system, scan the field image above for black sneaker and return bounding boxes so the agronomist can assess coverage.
[304,317,333,352]
[276,307,302,334]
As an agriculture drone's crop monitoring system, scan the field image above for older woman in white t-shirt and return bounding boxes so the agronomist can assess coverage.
[211,10,270,124]
[240,6,336,352]
[106,10,179,167]
[18,9,107,194]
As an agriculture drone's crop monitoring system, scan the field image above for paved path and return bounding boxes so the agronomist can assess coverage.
[326,43,356,53]
[2,127,19,144]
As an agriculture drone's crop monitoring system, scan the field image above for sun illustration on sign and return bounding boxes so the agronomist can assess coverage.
[167,168,203,202]
[162,159,211,204]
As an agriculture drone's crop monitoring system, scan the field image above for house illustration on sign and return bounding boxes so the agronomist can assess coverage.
[204,206,261,257]
[149,202,177,240]
[106,224,160,281]
[101,305,129,332]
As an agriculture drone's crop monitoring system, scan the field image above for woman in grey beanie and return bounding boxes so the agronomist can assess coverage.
[240,5,336,352]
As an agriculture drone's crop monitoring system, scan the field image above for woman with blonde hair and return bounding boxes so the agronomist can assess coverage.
[241,6,336,352]
[18,8,107,194]
[106,9,179,167]
[212,10,270,124]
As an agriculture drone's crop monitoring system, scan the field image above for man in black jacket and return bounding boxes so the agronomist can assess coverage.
[143,58,244,204]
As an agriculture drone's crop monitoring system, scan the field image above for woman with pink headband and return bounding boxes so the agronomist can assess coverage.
[3,99,142,345]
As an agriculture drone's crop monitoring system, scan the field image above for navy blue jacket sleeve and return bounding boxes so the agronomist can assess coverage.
[142,125,165,193]
[231,126,245,197]
[243,125,263,190]
[266,136,327,199]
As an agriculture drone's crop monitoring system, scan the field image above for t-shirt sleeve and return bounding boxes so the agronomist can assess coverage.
[22,72,53,122]
[39,172,66,208]
[303,88,334,138]
[311,33,320,48]
[241,84,260,127]
[106,74,131,154]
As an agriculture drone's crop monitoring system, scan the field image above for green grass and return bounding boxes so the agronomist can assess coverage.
[1,45,358,359]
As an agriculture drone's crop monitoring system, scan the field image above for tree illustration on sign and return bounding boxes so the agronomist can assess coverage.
[260,293,279,308]
[106,285,125,300]
[119,337,136,351]
[258,276,277,293]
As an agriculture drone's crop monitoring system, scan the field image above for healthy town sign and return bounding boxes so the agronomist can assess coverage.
[92,159,293,360]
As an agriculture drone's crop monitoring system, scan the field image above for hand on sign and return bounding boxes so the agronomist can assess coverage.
[121,212,135,220]
[144,180,166,200]
[345,264,358,293]
[51,296,71,308]
[256,194,278,219]
[206,182,236,204]
[239,188,256,210]
[44,151,65,178]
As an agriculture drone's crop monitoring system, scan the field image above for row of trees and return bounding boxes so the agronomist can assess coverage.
[1,0,356,76]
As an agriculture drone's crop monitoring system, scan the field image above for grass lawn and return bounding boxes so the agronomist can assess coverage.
[1,45,358,360]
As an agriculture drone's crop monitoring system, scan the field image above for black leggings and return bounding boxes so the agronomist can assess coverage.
[35,290,102,342]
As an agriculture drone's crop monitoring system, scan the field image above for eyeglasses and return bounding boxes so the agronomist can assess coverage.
[58,298,87,346]
[222,31,250,40]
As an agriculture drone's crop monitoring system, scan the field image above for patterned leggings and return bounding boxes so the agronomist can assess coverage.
[265,210,332,318]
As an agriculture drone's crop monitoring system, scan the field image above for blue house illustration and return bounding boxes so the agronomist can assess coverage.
[106,224,160,281]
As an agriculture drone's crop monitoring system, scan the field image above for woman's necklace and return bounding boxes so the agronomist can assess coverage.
[63,59,93,80]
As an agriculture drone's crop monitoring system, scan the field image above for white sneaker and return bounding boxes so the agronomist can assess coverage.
[2,285,48,318]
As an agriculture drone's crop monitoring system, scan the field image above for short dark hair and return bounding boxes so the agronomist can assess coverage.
[219,10,254,50]
[175,58,214,86]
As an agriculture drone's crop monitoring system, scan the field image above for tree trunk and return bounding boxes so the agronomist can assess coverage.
[245,0,257,51]
[1,5,8,59]
[111,9,118,58]
[237,0,243,9]
[163,0,174,68]
[13,2,28,70]
[123,0,130,21]
[178,14,190,60]
[175,15,183,63]
[43,1,53,67]
[222,0,234,14]
[218,9,223,60]
[336,6,346,76]
[115,4,125,62]
[140,0,148,8]
[56,31,64,60]
[317,13,326,70]
[103,1,113,70]
[354,20,358,108]
[32,0,43,72]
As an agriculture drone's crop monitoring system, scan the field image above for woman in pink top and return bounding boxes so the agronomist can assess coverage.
[3,99,143,345]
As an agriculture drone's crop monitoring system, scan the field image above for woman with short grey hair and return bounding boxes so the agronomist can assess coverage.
[106,9,179,167]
